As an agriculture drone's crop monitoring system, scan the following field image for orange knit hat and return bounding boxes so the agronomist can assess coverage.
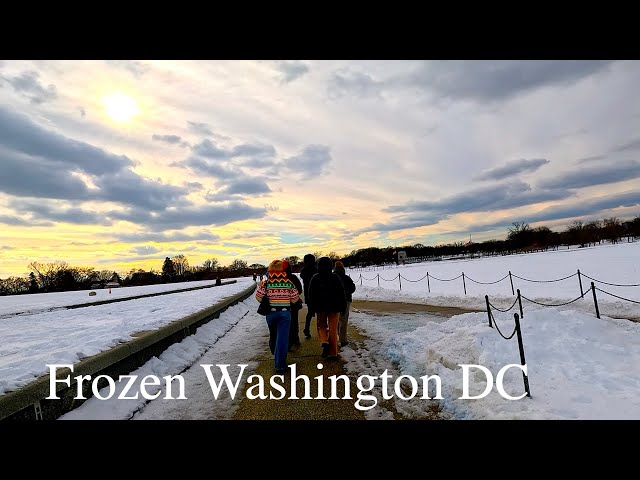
[268,259,284,272]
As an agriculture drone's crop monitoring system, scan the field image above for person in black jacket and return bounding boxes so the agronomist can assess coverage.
[299,253,317,338]
[283,259,303,350]
[307,256,347,359]
[333,261,356,347]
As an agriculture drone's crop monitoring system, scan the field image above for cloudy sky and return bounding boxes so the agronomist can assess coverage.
[1,60,639,277]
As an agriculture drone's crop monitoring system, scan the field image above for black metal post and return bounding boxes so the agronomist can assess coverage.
[427,272,430,293]
[485,295,492,328]
[398,274,402,291]
[360,274,363,286]
[591,281,600,319]
[377,274,380,287]
[513,313,531,398]
[509,271,514,295]
[577,269,584,298]
[462,272,467,295]
[517,289,524,318]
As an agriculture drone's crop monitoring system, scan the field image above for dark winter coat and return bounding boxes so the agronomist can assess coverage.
[299,254,317,302]
[307,256,347,314]
[284,263,304,310]
[334,266,356,302]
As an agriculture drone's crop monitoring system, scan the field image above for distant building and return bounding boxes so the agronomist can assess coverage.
[397,251,407,264]
[105,281,121,288]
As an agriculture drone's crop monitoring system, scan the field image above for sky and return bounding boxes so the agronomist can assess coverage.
[1,60,640,278]
[52,243,640,420]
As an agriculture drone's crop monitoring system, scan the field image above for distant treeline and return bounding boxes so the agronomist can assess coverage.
[1,215,639,296]
[0,255,269,296]
[341,215,640,267]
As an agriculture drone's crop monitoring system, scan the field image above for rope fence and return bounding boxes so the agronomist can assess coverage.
[352,269,639,312]
[352,264,640,402]
[483,298,531,398]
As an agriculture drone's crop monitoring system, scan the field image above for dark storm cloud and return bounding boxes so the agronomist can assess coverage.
[219,178,271,195]
[131,245,162,255]
[106,60,150,77]
[282,145,332,179]
[187,121,213,136]
[116,231,220,243]
[0,106,135,175]
[523,190,640,223]
[109,203,265,230]
[577,155,607,164]
[205,178,271,201]
[184,181,204,190]
[139,202,266,230]
[108,208,152,225]
[384,181,571,215]
[94,170,187,210]
[0,215,50,226]
[538,161,640,190]
[327,69,383,99]
[369,190,640,237]
[231,143,276,158]
[176,157,239,179]
[191,139,277,160]
[361,215,454,234]
[359,182,574,234]
[191,139,230,158]
[1,70,57,104]
[234,157,277,169]
[610,137,640,153]
[152,134,183,145]
[8,201,113,226]
[0,148,90,199]
[475,159,550,181]
[276,61,310,83]
[410,60,614,102]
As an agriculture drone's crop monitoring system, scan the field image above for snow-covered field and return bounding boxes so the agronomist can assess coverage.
[350,242,640,320]
[0,278,254,396]
[61,298,266,420]
[63,292,640,420]
[0,278,238,318]
[340,242,640,419]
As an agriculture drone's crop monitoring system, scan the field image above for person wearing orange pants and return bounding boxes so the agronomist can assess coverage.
[307,256,347,359]
[316,311,340,357]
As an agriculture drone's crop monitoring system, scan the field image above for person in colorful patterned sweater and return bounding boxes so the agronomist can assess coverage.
[255,259,301,373]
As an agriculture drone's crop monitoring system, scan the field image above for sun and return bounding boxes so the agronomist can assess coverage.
[102,93,139,122]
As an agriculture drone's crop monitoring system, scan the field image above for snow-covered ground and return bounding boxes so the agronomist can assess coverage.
[62,293,640,420]
[338,243,640,419]
[0,278,243,318]
[4,243,640,419]
[0,278,254,396]
[350,242,640,320]
[61,298,267,420]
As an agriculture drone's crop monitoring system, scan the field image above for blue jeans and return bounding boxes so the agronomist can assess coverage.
[266,310,291,371]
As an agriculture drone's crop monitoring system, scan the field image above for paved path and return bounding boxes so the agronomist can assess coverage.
[233,302,454,420]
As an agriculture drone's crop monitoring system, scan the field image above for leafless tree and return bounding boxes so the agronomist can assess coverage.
[172,254,190,276]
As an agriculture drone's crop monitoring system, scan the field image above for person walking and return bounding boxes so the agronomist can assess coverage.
[333,261,356,347]
[255,259,300,374]
[307,256,347,360]
[282,259,303,350]
[300,253,318,338]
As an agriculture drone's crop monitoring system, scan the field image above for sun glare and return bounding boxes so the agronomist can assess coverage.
[103,93,139,122]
